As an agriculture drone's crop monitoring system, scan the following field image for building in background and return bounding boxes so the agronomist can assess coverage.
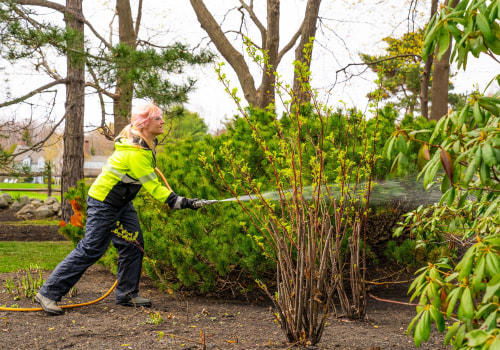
[83,140,108,178]
[10,139,109,183]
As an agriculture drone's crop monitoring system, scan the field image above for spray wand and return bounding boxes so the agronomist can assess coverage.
[192,199,219,209]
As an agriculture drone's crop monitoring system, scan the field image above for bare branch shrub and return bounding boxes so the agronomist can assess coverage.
[201,42,379,346]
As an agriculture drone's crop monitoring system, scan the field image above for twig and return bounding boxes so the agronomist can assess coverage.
[368,293,418,306]
[369,293,460,322]
[365,279,413,285]
[170,333,203,346]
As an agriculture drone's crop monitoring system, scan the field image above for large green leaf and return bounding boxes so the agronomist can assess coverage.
[437,26,451,59]
[466,329,489,347]
[461,287,475,319]
[430,305,446,333]
[482,141,497,166]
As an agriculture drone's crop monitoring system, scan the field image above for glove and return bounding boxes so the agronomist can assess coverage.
[166,193,199,210]
[186,198,199,211]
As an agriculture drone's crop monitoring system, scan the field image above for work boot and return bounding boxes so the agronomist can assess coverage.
[35,292,64,315]
[117,296,152,308]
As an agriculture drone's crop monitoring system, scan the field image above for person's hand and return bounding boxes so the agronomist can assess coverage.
[186,198,199,210]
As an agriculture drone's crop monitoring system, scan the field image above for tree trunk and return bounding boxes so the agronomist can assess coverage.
[420,0,437,120]
[113,0,138,135]
[61,0,85,221]
[257,0,280,109]
[189,0,259,107]
[189,0,321,110]
[429,0,458,121]
[420,57,433,120]
[292,0,321,103]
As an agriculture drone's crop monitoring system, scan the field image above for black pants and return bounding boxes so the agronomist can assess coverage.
[39,196,144,303]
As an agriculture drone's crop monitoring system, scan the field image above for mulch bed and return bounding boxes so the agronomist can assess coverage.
[0,207,449,349]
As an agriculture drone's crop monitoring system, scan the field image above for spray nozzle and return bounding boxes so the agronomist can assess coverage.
[192,199,219,209]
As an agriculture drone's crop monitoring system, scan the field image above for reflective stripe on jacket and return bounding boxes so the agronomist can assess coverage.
[88,137,172,208]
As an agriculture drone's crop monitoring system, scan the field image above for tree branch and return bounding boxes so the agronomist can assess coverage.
[238,0,266,37]
[0,79,68,108]
[84,17,112,49]
[14,0,112,49]
[189,0,258,106]
[338,54,422,74]
[135,0,143,38]
[15,0,69,16]
[278,25,303,64]
[37,50,62,80]
[84,80,118,100]
[86,64,115,139]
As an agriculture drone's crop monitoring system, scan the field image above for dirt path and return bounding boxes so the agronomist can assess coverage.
[0,208,449,349]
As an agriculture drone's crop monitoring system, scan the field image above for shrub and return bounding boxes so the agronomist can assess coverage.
[58,180,88,245]
[385,2,500,348]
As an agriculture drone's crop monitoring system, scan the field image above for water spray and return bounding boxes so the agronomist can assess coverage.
[201,176,444,208]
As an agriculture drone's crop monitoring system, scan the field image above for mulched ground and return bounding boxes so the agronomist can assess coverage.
[0,208,450,349]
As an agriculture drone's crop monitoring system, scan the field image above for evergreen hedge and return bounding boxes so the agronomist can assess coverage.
[59,106,438,294]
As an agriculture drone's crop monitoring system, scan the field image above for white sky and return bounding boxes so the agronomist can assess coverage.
[1,0,499,133]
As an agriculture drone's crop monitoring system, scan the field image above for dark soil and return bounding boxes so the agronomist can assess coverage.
[0,208,450,350]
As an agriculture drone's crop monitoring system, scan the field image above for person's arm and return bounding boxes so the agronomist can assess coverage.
[128,150,198,210]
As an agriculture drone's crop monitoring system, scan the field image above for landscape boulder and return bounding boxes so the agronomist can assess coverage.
[10,195,31,211]
[0,193,13,208]
[0,194,61,220]
[34,206,52,220]
[0,195,10,209]
[16,204,36,220]
[45,197,59,206]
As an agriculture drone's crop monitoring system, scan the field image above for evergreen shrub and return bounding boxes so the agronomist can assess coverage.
[57,107,421,295]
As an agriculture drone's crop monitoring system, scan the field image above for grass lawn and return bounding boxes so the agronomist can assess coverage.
[0,183,62,201]
[0,242,73,273]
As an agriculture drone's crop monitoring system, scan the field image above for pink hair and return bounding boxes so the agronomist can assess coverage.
[131,103,162,130]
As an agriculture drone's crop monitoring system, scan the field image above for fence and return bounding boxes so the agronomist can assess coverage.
[0,172,97,197]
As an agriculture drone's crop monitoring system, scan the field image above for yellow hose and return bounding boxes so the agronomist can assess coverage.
[1,168,170,313]
[155,167,173,192]
[0,280,117,312]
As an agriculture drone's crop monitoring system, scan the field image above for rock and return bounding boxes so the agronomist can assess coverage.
[0,193,13,205]
[34,205,52,219]
[0,196,9,209]
[0,193,61,220]
[16,203,36,219]
[31,199,44,208]
[11,195,31,211]
[45,197,59,205]
[49,203,61,214]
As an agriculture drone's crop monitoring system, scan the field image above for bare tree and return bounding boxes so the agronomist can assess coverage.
[189,0,322,109]
[2,0,86,220]
[419,0,438,120]
[113,0,138,135]
[61,0,85,220]
[422,0,459,121]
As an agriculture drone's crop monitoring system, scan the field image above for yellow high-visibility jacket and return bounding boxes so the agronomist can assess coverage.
[89,136,179,208]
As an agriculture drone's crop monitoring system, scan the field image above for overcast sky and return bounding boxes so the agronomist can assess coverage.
[126,0,500,132]
[2,0,499,133]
